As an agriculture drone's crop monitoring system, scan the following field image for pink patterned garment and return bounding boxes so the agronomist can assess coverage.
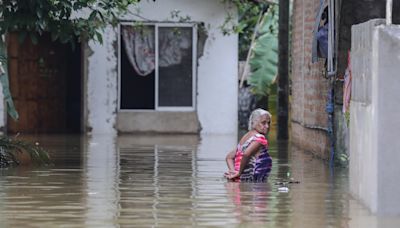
[233,134,272,182]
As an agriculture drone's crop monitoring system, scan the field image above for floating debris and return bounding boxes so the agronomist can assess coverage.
[275,180,300,186]
[278,187,289,193]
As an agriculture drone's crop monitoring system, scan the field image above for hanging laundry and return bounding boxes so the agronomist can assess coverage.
[343,52,352,113]
[121,25,156,76]
[312,0,328,63]
[121,25,192,77]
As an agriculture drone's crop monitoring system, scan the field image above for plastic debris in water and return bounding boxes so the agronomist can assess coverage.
[278,187,289,193]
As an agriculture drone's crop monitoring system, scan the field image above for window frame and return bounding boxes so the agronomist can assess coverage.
[118,22,198,112]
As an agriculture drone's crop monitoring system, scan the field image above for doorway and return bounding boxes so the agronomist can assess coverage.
[7,33,82,134]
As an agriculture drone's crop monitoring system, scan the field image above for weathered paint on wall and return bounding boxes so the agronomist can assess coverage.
[85,26,119,134]
[85,0,238,135]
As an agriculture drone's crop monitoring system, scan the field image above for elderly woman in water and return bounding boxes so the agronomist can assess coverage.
[225,108,272,182]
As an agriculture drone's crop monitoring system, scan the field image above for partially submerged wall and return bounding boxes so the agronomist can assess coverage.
[350,19,400,216]
[335,0,400,162]
[290,0,330,159]
[84,0,238,135]
[290,0,400,159]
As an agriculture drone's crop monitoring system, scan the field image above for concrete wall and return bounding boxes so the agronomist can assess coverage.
[84,0,238,135]
[350,19,400,215]
[117,112,199,134]
[290,0,330,159]
[335,0,399,161]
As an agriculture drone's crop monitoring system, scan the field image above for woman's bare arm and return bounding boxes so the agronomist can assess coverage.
[225,149,236,172]
[227,142,261,179]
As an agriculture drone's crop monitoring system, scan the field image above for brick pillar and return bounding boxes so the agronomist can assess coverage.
[290,0,330,158]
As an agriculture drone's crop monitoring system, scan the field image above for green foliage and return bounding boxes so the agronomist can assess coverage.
[335,152,349,167]
[0,0,139,45]
[0,136,51,167]
[0,1,139,120]
[0,37,18,120]
[220,0,270,59]
[344,111,350,127]
[248,5,279,98]
[220,1,279,98]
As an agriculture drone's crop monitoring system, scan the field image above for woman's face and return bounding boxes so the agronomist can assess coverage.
[254,114,271,135]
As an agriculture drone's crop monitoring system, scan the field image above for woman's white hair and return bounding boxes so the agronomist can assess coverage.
[248,108,272,131]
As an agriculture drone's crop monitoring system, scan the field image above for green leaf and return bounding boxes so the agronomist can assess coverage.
[36,9,43,19]
[95,32,103,44]
[0,136,51,167]
[88,10,97,21]
[30,33,38,45]
[247,5,279,97]
[37,20,46,30]
[0,0,138,46]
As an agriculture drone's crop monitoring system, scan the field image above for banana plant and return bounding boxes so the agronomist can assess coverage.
[248,4,279,98]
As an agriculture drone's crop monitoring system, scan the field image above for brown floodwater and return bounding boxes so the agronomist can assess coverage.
[0,133,399,227]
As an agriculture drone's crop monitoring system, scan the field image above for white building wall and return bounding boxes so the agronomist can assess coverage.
[374,25,400,215]
[86,26,119,134]
[350,19,380,213]
[351,19,400,216]
[86,0,238,135]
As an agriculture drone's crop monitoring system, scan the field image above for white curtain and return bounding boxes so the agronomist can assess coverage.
[121,26,155,76]
[158,28,191,67]
[122,26,191,77]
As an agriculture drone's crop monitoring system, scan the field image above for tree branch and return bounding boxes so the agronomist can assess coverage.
[245,0,278,5]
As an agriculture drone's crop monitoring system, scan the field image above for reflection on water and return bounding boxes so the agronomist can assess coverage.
[0,134,399,227]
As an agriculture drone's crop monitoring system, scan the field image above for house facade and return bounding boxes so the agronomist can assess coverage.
[4,0,239,136]
[86,0,238,135]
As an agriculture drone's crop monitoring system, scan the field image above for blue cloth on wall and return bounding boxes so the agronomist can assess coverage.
[312,0,328,63]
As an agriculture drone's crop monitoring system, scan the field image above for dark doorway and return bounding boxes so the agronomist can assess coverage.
[7,33,82,134]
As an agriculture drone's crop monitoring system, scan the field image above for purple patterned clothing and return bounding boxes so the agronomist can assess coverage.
[239,134,272,182]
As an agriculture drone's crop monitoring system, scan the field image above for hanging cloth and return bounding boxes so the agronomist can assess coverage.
[158,28,191,67]
[121,26,191,76]
[312,0,328,63]
[121,26,155,76]
[343,52,352,113]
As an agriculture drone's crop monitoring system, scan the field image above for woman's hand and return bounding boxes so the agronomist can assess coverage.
[224,170,240,180]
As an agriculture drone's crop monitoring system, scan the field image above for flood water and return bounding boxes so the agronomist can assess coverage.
[0,133,399,227]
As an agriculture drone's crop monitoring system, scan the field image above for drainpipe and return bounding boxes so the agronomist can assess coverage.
[327,0,335,166]
[386,0,392,25]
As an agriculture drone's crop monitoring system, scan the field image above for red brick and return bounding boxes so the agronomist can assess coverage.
[290,0,330,158]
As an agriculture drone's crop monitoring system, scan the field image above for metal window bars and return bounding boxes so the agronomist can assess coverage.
[327,0,336,77]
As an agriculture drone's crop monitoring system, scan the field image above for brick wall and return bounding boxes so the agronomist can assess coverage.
[291,0,400,159]
[290,0,330,159]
